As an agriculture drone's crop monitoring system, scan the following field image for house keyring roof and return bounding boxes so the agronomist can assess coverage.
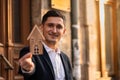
[27,25,45,40]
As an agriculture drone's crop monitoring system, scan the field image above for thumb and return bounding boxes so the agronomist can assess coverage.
[25,53,32,58]
[19,53,32,62]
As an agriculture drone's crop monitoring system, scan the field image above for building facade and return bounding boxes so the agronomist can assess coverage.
[0,0,120,80]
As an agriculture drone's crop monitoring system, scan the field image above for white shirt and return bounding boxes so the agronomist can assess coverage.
[43,43,65,80]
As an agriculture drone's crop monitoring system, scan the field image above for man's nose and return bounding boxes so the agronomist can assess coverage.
[52,27,57,33]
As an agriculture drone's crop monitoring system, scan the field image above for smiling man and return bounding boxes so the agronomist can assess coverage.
[18,10,73,80]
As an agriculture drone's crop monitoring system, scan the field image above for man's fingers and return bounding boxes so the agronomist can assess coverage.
[19,53,33,68]
[18,52,35,72]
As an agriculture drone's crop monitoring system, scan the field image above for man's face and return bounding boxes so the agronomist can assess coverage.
[41,17,66,44]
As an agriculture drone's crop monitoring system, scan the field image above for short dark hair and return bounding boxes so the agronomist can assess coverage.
[41,10,65,24]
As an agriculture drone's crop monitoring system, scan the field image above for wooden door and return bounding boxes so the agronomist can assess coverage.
[0,0,31,80]
[0,0,13,80]
[9,0,31,80]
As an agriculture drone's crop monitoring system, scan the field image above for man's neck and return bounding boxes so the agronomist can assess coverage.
[44,41,58,50]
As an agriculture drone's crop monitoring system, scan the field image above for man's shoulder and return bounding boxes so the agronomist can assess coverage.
[60,51,69,58]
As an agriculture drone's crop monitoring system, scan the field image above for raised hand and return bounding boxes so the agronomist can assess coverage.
[19,53,35,72]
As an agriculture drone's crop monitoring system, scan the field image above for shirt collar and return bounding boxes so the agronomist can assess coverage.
[42,42,61,54]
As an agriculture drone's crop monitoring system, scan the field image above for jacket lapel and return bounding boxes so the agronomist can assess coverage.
[60,53,69,80]
[42,48,55,79]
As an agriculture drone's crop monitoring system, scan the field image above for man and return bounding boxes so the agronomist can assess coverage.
[19,10,73,80]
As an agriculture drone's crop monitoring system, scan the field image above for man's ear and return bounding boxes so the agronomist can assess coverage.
[63,28,66,34]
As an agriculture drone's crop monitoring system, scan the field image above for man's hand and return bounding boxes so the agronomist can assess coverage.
[19,53,35,72]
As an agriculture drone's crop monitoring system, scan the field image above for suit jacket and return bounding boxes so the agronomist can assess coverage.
[18,47,73,80]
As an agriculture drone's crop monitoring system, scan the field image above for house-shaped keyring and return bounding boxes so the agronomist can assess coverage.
[27,25,45,55]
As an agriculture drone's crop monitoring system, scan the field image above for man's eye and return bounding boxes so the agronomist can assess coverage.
[48,24,54,28]
[57,25,63,29]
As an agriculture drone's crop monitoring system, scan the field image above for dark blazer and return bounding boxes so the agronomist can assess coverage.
[18,47,73,80]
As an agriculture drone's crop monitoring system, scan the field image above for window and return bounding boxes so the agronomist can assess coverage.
[104,4,113,74]
[13,0,21,43]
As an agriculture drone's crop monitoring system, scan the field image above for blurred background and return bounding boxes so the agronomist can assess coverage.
[0,0,120,80]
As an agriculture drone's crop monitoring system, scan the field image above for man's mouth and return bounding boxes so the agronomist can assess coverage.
[49,33,59,37]
[50,35,58,38]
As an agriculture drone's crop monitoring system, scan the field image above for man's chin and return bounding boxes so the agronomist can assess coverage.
[49,40,58,44]
[46,38,59,43]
